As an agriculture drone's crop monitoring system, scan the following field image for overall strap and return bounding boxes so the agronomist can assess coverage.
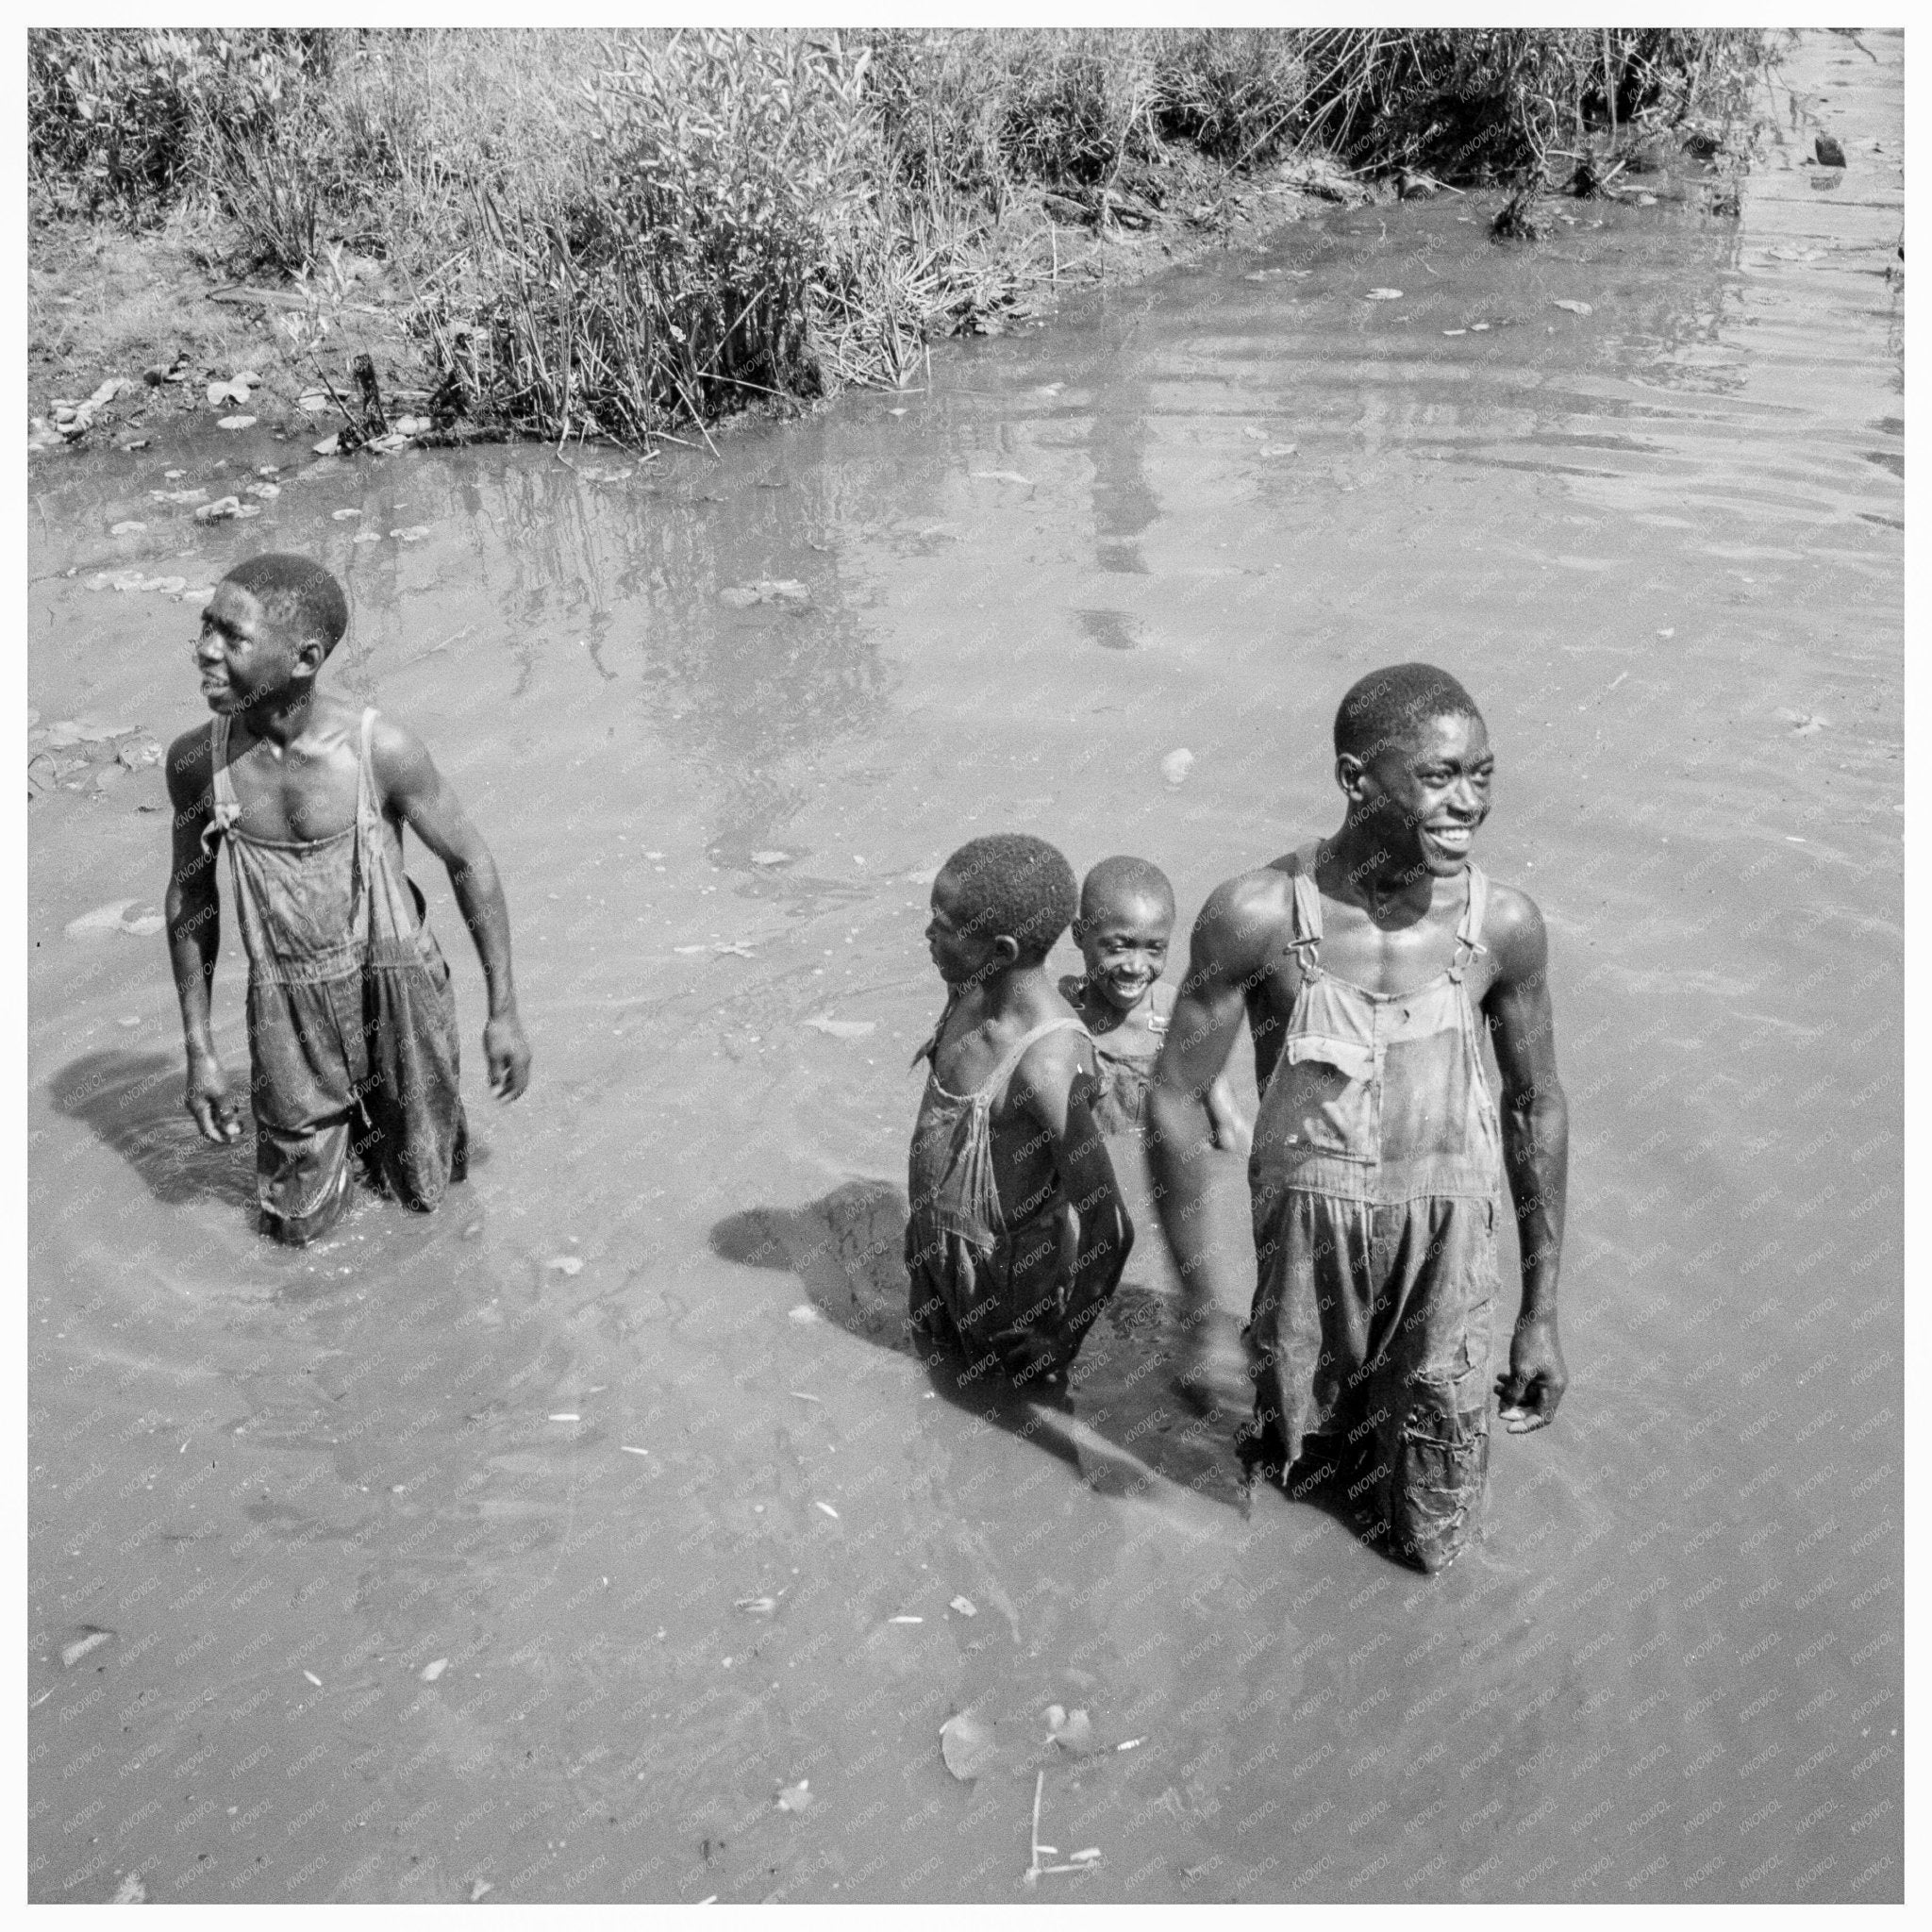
[356,708,380,825]
[911,989,961,1071]
[202,714,242,855]
[975,1016,1091,1104]
[1286,842,1324,977]
[1449,864,1491,981]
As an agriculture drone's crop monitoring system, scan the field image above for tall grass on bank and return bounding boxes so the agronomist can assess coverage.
[29,25,1779,446]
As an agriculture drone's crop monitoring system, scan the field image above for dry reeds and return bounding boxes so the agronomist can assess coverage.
[30,26,1782,445]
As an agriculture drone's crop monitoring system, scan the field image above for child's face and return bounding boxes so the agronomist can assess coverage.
[194,581,308,714]
[925,869,1002,987]
[1074,891,1172,1011]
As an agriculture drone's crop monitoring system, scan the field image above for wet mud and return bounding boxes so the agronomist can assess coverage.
[28,33,1901,1904]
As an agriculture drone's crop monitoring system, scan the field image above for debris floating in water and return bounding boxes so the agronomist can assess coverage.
[1552,299,1593,316]
[749,851,791,867]
[803,1015,874,1040]
[1160,748,1194,789]
[788,1306,822,1324]
[303,1671,323,1687]
[971,469,1031,485]
[420,1657,449,1682]
[620,1445,650,1456]
[110,521,146,536]
[888,1615,924,1625]
[60,1629,113,1670]
[1364,288,1404,300]
[546,1257,584,1276]
[940,1708,997,1782]
[776,1780,813,1812]
[814,1501,840,1519]
[950,1595,977,1617]
[548,1412,580,1422]
[720,578,810,609]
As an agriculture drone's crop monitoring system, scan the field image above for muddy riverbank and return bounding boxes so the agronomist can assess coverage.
[28,29,1901,1906]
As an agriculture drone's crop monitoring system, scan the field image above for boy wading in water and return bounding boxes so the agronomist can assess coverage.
[1059,854,1247,1148]
[908,835,1133,1390]
[1149,665,1568,1572]
[165,554,530,1244]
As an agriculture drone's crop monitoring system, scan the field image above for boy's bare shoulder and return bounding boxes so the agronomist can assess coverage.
[362,708,441,802]
[1478,875,1550,982]
[164,721,214,808]
[1190,861,1301,975]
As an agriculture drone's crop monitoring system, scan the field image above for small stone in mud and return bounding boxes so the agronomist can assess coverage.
[1815,132,1847,168]
[217,415,258,431]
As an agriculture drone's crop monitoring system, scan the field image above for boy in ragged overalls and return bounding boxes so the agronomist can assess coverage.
[906,834,1133,1390]
[1149,665,1569,1573]
[164,553,530,1244]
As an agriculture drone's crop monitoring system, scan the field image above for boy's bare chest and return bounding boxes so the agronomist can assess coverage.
[1257,881,1494,1007]
[226,740,366,843]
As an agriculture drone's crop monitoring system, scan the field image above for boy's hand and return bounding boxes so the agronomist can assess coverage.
[484,1012,531,1100]
[1496,1312,1567,1433]
[185,1052,242,1144]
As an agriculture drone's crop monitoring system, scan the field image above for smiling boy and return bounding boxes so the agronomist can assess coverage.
[164,553,530,1244]
[1059,854,1247,1149]
[1148,664,1569,1572]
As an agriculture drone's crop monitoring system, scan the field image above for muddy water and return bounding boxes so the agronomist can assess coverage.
[28,32,1901,1905]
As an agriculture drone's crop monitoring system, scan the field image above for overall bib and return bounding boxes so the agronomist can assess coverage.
[1058,974,1171,1137]
[906,1014,1123,1383]
[204,708,468,1244]
[1247,843,1503,1572]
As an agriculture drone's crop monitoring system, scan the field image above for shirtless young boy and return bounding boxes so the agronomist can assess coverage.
[165,553,530,1245]
[907,834,1133,1388]
[1059,855,1247,1148]
[1149,664,1569,1573]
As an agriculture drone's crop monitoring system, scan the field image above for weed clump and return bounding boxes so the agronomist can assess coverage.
[29,25,1781,445]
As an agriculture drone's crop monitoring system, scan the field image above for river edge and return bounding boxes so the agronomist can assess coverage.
[27,151,1373,455]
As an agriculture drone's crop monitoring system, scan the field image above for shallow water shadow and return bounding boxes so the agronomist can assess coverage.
[709,1180,1248,1507]
[46,1049,256,1211]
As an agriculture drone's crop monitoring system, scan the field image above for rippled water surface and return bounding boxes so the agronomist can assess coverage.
[29,33,1901,1904]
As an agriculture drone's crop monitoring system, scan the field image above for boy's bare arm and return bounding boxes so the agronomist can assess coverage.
[1483,885,1570,1433]
[1204,1073,1252,1156]
[163,728,241,1142]
[1147,877,1273,1326]
[1014,1037,1133,1289]
[371,719,531,1099]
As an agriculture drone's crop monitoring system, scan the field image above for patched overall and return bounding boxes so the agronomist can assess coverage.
[205,708,468,1245]
[906,1015,1123,1384]
[1247,843,1503,1573]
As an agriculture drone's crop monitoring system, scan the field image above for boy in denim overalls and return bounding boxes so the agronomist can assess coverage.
[1149,665,1569,1572]
[906,834,1133,1389]
[165,554,530,1244]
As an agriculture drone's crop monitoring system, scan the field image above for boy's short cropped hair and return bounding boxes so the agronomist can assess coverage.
[942,833,1077,964]
[1334,662,1482,763]
[1081,855,1175,923]
[225,553,350,657]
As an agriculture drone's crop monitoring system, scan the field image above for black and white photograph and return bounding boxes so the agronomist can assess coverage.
[24,17,1905,1908]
